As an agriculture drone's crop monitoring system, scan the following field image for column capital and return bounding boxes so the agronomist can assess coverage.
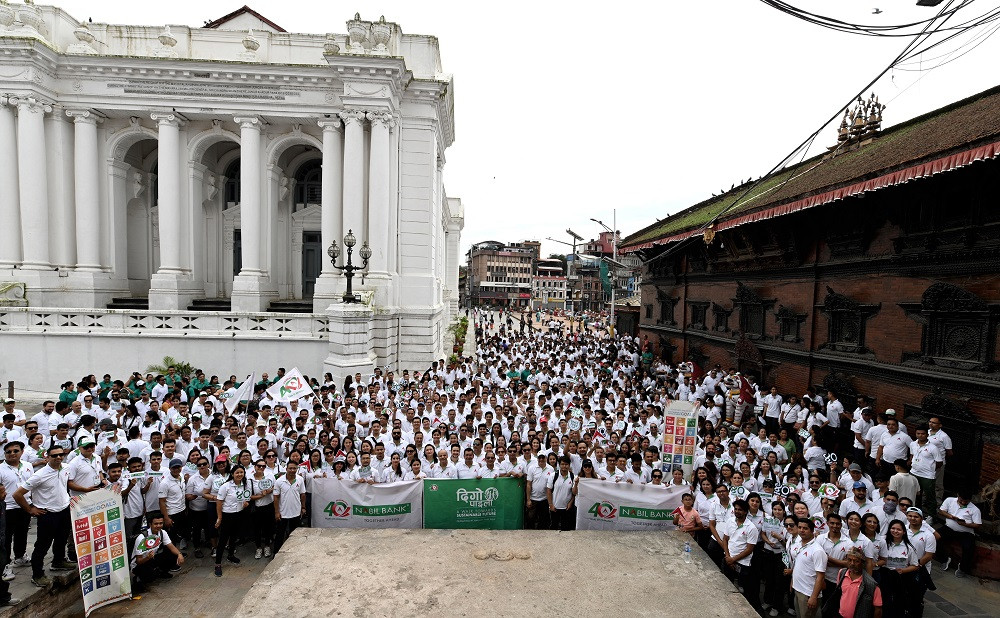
[338,109,366,127]
[317,117,343,132]
[366,110,395,130]
[9,96,52,115]
[150,112,181,127]
[65,109,101,125]
[235,115,262,130]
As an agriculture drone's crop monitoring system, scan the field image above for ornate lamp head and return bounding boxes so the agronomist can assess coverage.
[359,242,373,261]
[344,229,357,248]
[327,241,340,260]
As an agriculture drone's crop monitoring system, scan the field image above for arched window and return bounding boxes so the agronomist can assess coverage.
[150,164,158,206]
[294,159,322,206]
[224,159,241,204]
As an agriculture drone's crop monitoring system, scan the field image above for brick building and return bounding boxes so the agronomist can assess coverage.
[622,86,1000,490]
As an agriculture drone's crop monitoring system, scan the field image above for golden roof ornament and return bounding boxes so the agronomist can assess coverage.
[827,93,886,158]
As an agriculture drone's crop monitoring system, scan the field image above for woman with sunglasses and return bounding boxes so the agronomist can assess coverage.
[249,458,275,559]
[214,464,250,576]
[185,455,215,559]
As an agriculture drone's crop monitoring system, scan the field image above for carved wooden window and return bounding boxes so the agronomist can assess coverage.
[732,282,774,340]
[818,287,880,354]
[900,283,997,372]
[688,301,709,331]
[644,304,653,319]
[656,289,678,326]
[775,305,806,343]
[712,303,732,333]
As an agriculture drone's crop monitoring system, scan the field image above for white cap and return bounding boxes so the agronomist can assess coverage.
[885,408,897,416]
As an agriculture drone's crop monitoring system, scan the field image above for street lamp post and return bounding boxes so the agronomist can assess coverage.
[590,209,617,338]
[327,229,372,303]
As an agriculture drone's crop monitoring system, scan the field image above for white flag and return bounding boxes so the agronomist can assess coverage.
[224,373,255,413]
[265,367,312,402]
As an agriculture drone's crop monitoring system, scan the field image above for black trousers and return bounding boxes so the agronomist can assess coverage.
[189,509,216,547]
[3,507,30,562]
[0,504,11,604]
[124,515,144,559]
[215,511,244,565]
[938,527,977,572]
[272,516,300,555]
[549,507,576,531]
[165,509,188,544]
[253,505,275,548]
[31,507,70,579]
[133,549,176,583]
[527,500,549,530]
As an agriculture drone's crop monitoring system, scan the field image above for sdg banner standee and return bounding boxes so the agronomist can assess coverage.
[71,488,132,616]
[575,478,687,531]
[311,478,423,528]
[422,478,525,529]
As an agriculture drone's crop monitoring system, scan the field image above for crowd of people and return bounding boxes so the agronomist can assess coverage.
[0,307,985,617]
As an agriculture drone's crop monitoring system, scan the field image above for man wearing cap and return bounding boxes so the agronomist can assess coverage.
[66,439,104,499]
[525,452,553,529]
[158,459,189,550]
[1,400,25,428]
[0,440,32,580]
[843,463,874,499]
[839,480,877,518]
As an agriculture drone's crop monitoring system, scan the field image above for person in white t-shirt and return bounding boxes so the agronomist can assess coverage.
[214,465,251,576]
[545,456,575,531]
[130,512,184,592]
[790,517,827,618]
[723,499,761,612]
[937,490,982,577]
[272,461,306,555]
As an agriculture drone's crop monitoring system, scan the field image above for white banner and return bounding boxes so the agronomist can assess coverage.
[224,373,255,413]
[661,399,698,480]
[70,489,132,616]
[265,367,312,402]
[311,478,423,529]
[575,479,688,531]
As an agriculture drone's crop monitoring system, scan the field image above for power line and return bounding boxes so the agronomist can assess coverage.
[640,0,964,268]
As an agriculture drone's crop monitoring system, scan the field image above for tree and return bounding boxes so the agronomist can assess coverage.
[146,356,195,379]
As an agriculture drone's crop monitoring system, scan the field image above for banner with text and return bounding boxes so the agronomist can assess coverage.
[311,478,422,529]
[422,478,525,529]
[575,479,687,531]
[71,489,132,616]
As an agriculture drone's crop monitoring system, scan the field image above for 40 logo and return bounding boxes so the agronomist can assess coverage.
[588,501,618,519]
[323,500,351,518]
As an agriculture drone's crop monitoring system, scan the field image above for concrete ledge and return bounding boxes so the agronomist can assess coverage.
[235,528,757,618]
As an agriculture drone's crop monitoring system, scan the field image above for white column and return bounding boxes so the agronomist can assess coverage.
[151,113,183,274]
[67,110,102,271]
[0,98,21,268]
[14,97,52,270]
[45,110,76,270]
[235,116,263,276]
[318,118,343,275]
[366,110,393,276]
[339,109,366,242]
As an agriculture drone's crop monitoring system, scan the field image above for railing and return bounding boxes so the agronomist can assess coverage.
[0,308,329,339]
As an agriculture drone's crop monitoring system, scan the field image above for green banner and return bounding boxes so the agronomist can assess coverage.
[422,478,525,529]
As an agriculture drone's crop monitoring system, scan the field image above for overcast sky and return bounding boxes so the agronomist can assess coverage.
[56,1,1000,258]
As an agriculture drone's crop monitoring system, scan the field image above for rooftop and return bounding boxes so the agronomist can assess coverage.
[623,84,1000,249]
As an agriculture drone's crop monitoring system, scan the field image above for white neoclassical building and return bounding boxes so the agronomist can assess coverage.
[0,4,464,388]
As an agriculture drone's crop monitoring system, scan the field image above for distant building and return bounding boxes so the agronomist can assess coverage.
[532,258,566,311]
[466,240,535,308]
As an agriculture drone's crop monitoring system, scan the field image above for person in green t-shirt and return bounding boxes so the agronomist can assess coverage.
[58,382,77,404]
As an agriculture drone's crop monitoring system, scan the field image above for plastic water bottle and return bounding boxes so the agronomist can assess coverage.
[683,541,692,564]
